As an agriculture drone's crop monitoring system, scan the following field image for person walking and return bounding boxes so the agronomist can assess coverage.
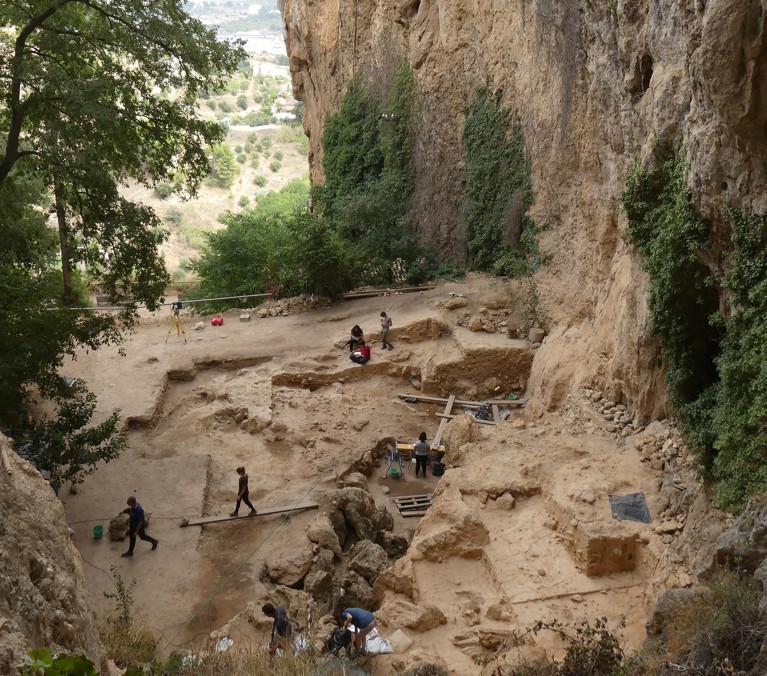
[379,311,393,350]
[414,431,430,478]
[341,607,377,655]
[262,602,293,656]
[230,466,257,517]
[121,496,158,557]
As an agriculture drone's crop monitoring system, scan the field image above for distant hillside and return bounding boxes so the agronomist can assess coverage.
[184,0,283,35]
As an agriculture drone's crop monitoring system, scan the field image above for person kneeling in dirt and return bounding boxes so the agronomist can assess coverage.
[350,340,371,365]
[341,607,377,655]
[263,602,293,656]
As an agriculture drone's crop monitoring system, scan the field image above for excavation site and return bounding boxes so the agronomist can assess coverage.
[50,277,716,674]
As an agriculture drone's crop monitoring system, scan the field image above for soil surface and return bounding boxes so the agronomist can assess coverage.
[59,275,690,671]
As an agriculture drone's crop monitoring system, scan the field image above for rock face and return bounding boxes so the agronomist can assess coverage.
[282,0,767,419]
[0,435,101,673]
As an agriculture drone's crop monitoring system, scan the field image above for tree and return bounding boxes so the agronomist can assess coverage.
[0,0,242,469]
[209,143,240,187]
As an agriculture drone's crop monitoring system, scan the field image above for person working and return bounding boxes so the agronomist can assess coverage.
[414,431,430,478]
[262,602,293,656]
[346,325,364,352]
[341,607,377,654]
[121,496,158,557]
[350,340,371,365]
[379,311,393,350]
[230,466,257,517]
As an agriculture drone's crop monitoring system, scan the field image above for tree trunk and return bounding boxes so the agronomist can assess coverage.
[54,173,74,306]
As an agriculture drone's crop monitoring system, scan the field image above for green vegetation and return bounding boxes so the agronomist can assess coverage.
[194,179,352,301]
[0,0,241,474]
[622,143,767,509]
[312,63,427,285]
[208,143,240,188]
[269,160,282,172]
[154,182,174,200]
[196,63,429,300]
[254,174,268,187]
[461,83,540,277]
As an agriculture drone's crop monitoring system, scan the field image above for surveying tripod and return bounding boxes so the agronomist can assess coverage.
[165,304,187,343]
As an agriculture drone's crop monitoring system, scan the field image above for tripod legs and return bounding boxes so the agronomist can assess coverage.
[165,314,187,343]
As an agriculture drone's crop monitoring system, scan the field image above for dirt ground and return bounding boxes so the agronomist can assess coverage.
[59,275,688,672]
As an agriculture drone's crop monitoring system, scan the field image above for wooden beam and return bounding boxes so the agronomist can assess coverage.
[436,413,496,425]
[397,393,526,408]
[180,502,318,527]
[492,404,500,424]
[343,286,435,300]
[432,417,448,448]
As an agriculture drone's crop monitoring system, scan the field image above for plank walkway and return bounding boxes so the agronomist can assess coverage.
[180,502,318,527]
[393,494,434,518]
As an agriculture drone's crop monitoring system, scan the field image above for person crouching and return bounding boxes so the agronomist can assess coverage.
[350,340,371,365]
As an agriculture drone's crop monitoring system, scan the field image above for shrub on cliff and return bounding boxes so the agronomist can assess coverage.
[621,144,767,509]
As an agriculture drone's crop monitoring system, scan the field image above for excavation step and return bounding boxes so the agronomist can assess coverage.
[179,502,319,527]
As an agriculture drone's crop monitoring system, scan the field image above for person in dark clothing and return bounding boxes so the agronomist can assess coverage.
[263,602,293,655]
[413,431,430,478]
[346,325,363,352]
[121,496,158,557]
[350,340,371,365]
[341,607,377,654]
[230,466,257,517]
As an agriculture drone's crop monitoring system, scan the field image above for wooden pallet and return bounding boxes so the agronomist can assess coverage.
[393,494,434,517]
[180,502,318,527]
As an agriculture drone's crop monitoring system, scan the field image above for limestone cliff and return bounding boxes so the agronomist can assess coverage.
[282,0,767,417]
[0,434,101,673]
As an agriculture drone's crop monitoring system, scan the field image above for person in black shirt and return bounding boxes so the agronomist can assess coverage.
[230,466,257,517]
[262,602,293,655]
[121,496,158,557]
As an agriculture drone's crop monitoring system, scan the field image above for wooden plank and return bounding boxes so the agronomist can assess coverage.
[443,394,456,417]
[396,443,445,453]
[398,393,526,408]
[180,502,318,527]
[400,510,428,518]
[436,413,496,425]
[492,404,500,424]
[393,494,433,503]
[395,498,434,508]
[343,286,435,300]
[399,503,433,511]
[432,417,448,448]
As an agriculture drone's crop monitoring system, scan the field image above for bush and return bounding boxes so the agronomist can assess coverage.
[247,132,258,143]
[269,160,281,172]
[244,142,254,154]
[273,150,284,161]
[236,153,247,164]
[154,182,173,200]
[165,207,182,225]
[208,143,239,188]
[237,94,248,109]
[219,100,232,113]
[254,174,267,187]
[238,196,250,208]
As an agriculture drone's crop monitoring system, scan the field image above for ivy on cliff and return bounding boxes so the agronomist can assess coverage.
[461,83,541,277]
[312,63,430,285]
[622,143,767,510]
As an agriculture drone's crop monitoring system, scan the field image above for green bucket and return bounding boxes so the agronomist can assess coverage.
[93,524,104,540]
[390,468,401,480]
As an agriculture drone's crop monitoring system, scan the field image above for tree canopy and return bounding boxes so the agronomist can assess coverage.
[0,0,242,479]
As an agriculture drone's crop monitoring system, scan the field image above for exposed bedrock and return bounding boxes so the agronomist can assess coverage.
[282,0,767,419]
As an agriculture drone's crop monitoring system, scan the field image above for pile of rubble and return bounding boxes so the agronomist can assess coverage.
[453,310,512,335]
[254,294,330,318]
[583,388,641,437]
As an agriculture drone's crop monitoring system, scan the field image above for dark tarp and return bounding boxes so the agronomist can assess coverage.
[608,492,651,524]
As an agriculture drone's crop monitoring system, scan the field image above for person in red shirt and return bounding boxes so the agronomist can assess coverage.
[350,340,371,365]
